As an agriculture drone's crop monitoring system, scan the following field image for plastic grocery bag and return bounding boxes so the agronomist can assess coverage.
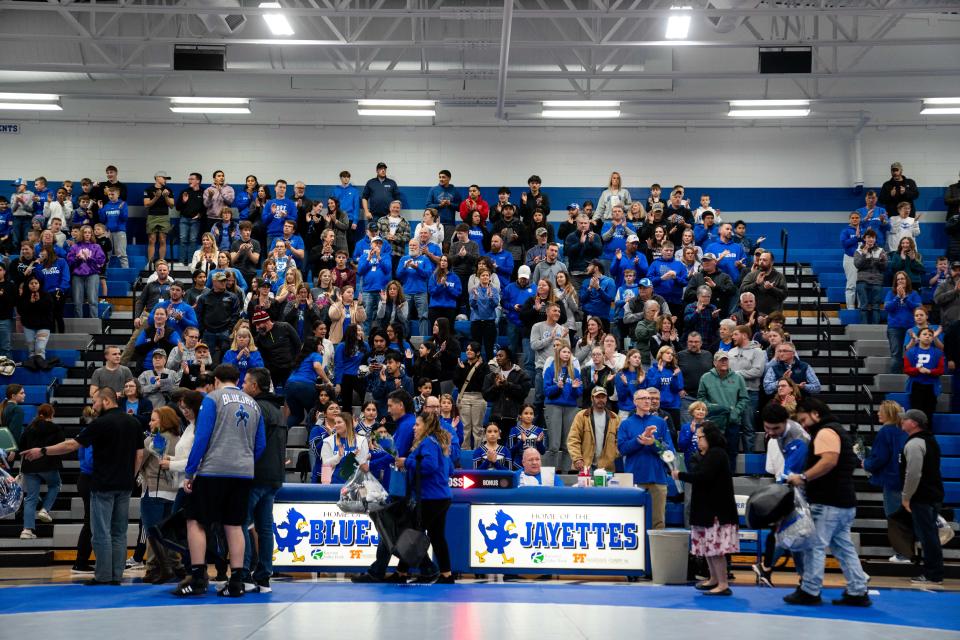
[337,468,390,514]
[0,464,24,519]
[775,489,818,552]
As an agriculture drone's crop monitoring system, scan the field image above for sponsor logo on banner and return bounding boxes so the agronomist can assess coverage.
[271,503,398,567]
[470,504,646,571]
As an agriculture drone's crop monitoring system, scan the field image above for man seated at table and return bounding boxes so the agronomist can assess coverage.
[515,448,564,487]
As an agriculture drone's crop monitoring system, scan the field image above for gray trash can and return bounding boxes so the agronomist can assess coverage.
[648,528,690,584]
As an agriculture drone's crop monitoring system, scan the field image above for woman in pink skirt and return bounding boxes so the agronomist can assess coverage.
[672,421,739,595]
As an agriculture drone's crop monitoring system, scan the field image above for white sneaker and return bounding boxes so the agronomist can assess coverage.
[36,509,53,523]
[20,529,36,539]
[125,558,145,570]
[888,554,911,564]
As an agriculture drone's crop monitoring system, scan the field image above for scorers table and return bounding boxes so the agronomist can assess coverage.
[271,474,652,578]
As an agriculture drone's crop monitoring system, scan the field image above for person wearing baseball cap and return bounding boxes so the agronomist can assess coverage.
[357,234,393,331]
[361,161,398,221]
[696,349,748,473]
[502,264,537,356]
[136,346,178,410]
[251,308,302,387]
[879,160,919,216]
[567,385,621,473]
[524,225,550,267]
[9,178,36,245]
[899,407,945,586]
[143,169,174,269]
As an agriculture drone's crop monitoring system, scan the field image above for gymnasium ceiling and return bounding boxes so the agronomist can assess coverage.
[0,0,958,127]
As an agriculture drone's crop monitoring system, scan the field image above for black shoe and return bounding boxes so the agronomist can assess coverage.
[783,587,822,606]
[695,581,718,591]
[751,563,773,588]
[831,591,872,607]
[502,574,519,582]
[109,580,122,586]
[71,565,95,574]
[384,572,409,584]
[83,579,111,586]
[702,588,732,596]
[172,575,210,597]
[255,578,272,593]
[412,573,439,584]
[350,573,384,584]
[436,574,456,584]
[218,578,245,598]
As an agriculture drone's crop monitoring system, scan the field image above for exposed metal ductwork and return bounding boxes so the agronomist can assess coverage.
[194,0,248,36]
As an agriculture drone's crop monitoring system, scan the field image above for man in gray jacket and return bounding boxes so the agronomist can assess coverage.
[933,261,960,328]
[531,242,569,286]
[728,325,767,454]
[241,367,286,594]
[530,303,569,414]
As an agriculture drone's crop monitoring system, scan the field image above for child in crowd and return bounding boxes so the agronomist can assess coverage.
[413,378,432,415]
[646,183,663,211]
[473,423,513,470]
[93,223,113,297]
[72,194,97,229]
[212,207,239,252]
[694,193,721,225]
[887,201,921,253]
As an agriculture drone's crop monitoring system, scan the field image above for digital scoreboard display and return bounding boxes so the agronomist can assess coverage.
[449,470,516,489]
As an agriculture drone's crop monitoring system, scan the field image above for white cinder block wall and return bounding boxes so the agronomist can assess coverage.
[1,122,957,189]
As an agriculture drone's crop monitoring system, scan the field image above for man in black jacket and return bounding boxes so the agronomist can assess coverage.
[252,309,302,387]
[176,172,205,265]
[683,254,736,317]
[879,161,920,216]
[899,409,945,586]
[241,367,287,593]
[195,272,241,362]
[785,398,870,607]
[482,347,531,426]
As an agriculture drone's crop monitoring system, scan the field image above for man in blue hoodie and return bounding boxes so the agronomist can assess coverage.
[332,170,362,249]
[705,223,746,285]
[501,265,536,357]
[647,241,688,309]
[487,234,515,282]
[617,388,673,529]
[424,169,462,229]
[262,179,297,250]
[579,259,616,331]
[396,238,433,337]
[357,237,392,332]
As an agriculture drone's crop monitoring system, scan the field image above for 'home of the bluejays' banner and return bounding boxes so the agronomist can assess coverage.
[271,503,400,567]
[470,504,646,571]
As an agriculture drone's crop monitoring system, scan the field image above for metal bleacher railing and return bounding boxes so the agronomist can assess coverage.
[779,228,788,265]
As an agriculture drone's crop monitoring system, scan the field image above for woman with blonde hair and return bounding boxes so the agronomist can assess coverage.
[320,411,370,484]
[375,279,407,331]
[222,327,264,385]
[328,285,366,344]
[575,316,605,366]
[863,400,909,561]
[597,171,633,221]
[138,406,181,583]
[614,348,645,418]
[190,233,219,273]
[314,268,339,311]
[276,266,304,302]
[542,342,581,471]
[647,346,684,429]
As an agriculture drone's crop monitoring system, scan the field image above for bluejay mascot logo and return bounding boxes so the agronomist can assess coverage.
[273,507,309,563]
[235,405,250,430]
[475,509,518,564]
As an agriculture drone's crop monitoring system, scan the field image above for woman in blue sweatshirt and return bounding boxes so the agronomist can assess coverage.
[397,413,454,583]
[427,255,462,325]
[333,324,369,412]
[543,344,582,471]
[884,270,922,374]
[615,349,646,418]
[469,268,500,361]
[38,245,70,333]
[862,400,909,562]
[645,345,685,429]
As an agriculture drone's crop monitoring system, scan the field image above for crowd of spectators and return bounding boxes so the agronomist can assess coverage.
[0,160,953,595]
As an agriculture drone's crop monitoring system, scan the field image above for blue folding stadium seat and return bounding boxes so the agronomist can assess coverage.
[885,392,910,408]
[934,413,960,434]
[11,350,79,367]
[0,367,66,386]
[0,385,51,405]
[940,459,960,481]
[838,309,861,325]
[944,482,960,506]
[936,435,960,456]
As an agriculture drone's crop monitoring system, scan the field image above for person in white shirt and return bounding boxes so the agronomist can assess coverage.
[516,448,563,487]
[43,187,73,229]
[887,201,921,253]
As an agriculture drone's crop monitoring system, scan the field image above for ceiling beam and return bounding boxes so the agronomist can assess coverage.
[494,0,514,120]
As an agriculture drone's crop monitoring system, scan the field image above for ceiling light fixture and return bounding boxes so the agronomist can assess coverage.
[0,92,62,111]
[542,100,620,108]
[541,110,621,119]
[922,97,960,105]
[170,107,252,114]
[665,6,692,40]
[170,97,250,105]
[921,98,960,115]
[260,2,294,36]
[357,109,436,117]
[729,99,810,107]
[358,99,436,107]
[728,109,810,118]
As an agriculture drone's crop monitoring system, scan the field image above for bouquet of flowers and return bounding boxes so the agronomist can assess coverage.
[654,439,683,493]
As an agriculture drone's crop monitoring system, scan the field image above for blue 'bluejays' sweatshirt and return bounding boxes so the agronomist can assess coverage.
[579,275,616,319]
[883,291,922,328]
[647,257,688,305]
[333,183,361,224]
[40,258,70,292]
[617,412,674,485]
[396,253,433,295]
[185,386,266,479]
[610,252,649,287]
[425,184,462,224]
[262,198,297,237]
[357,250,393,293]
[427,272,461,308]
[501,281,536,326]
[543,359,582,407]
[600,220,637,261]
[470,285,500,321]
[100,200,128,233]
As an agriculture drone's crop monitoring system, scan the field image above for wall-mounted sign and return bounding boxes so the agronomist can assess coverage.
[0,124,20,134]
